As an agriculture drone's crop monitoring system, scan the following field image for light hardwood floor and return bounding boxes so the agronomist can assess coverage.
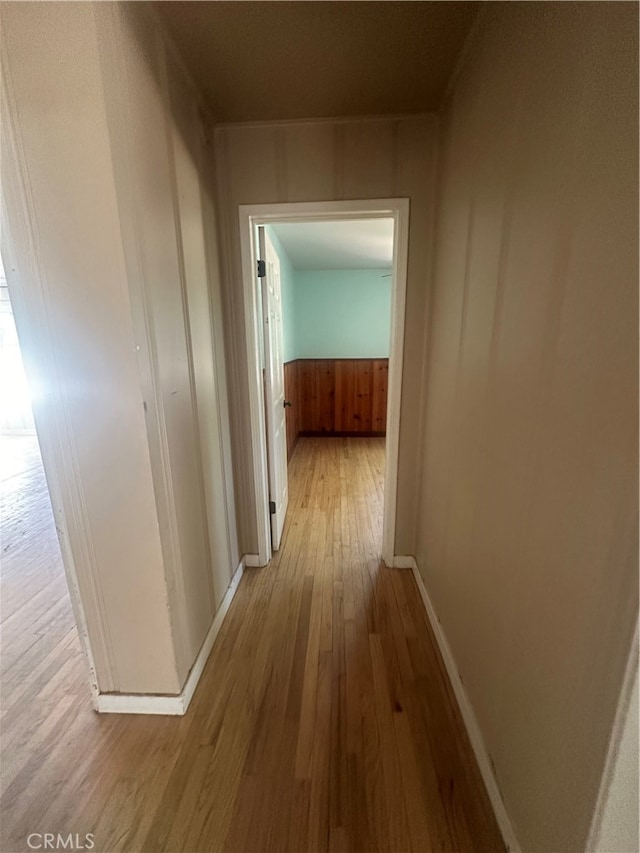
[1,436,504,852]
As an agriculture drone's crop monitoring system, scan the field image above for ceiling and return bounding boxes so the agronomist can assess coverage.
[155,2,480,123]
[270,219,394,270]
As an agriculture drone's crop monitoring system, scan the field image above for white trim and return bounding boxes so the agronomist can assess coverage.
[96,691,185,716]
[238,199,410,568]
[382,201,409,568]
[239,213,272,567]
[96,558,245,715]
[389,555,416,569]
[243,553,262,568]
[586,619,639,851]
[409,559,521,853]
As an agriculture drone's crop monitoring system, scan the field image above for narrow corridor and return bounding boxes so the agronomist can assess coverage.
[1,437,503,852]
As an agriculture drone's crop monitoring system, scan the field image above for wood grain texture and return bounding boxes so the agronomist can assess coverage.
[1,433,504,853]
[285,359,387,458]
[299,359,335,435]
[372,360,389,433]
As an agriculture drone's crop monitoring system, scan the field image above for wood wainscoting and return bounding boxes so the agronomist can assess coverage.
[284,358,388,459]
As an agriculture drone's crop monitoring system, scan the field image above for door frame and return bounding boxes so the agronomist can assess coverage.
[238,198,410,567]
[259,225,289,551]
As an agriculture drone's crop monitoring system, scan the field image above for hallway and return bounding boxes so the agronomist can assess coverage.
[1,436,503,852]
[219,437,504,852]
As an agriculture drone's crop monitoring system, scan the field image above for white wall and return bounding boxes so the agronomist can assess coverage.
[415,4,638,850]
[1,2,238,695]
[215,116,438,555]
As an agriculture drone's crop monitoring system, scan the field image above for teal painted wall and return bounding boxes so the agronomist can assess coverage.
[294,269,391,358]
[265,226,297,363]
[264,228,391,360]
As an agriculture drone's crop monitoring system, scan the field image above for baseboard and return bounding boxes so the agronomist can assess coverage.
[95,558,245,716]
[299,431,386,438]
[409,559,521,853]
[389,554,416,569]
[243,553,262,568]
[96,691,187,716]
[586,618,639,850]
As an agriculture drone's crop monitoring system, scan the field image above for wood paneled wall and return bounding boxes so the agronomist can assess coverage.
[283,361,301,459]
[284,359,388,459]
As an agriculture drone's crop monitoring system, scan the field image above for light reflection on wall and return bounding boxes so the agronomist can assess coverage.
[0,254,36,435]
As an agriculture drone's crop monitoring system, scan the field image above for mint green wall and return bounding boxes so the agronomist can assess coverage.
[294,269,391,358]
[265,226,297,363]
[264,228,391,360]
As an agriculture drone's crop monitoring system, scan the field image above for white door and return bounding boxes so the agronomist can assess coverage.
[259,227,289,550]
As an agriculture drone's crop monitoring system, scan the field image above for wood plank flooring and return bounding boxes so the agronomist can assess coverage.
[1,435,504,852]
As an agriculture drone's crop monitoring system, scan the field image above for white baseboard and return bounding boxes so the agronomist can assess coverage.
[96,691,187,716]
[96,558,245,716]
[243,553,262,567]
[389,554,416,569]
[586,619,639,851]
[409,559,521,853]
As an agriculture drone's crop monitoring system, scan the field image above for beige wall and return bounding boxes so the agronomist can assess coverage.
[215,116,438,555]
[1,3,238,694]
[415,4,638,850]
[94,2,239,685]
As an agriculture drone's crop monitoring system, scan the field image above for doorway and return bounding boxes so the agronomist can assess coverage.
[0,253,90,727]
[239,199,409,567]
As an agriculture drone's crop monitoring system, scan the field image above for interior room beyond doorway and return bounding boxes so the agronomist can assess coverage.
[266,218,394,464]
[242,199,408,568]
[0,253,90,824]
